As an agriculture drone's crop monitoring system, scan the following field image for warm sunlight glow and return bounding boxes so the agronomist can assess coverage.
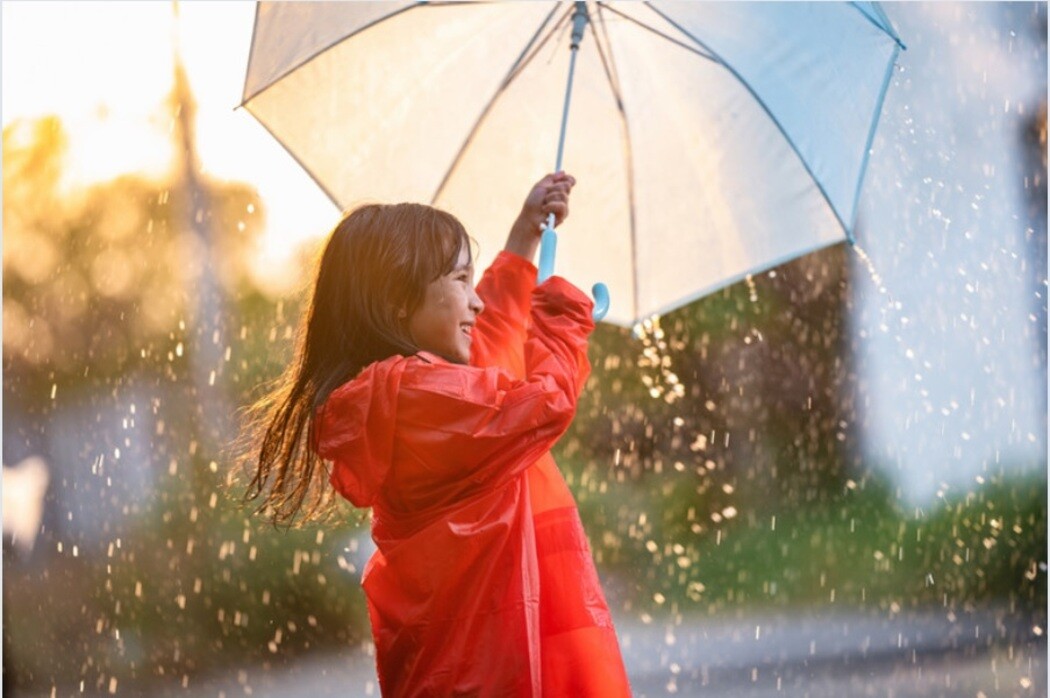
[2,1,337,295]
[2,3,175,184]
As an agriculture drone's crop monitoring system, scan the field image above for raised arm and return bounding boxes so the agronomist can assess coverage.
[502,171,576,263]
[470,251,535,374]
[396,276,594,503]
[471,172,576,374]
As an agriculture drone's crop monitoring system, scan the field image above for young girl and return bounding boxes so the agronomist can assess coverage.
[243,173,631,696]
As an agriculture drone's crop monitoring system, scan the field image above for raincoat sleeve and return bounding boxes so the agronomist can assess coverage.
[470,250,536,373]
[397,276,593,492]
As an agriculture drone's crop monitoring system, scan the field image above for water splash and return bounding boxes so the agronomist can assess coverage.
[632,315,685,404]
[851,242,926,378]
[852,243,889,297]
[744,273,759,303]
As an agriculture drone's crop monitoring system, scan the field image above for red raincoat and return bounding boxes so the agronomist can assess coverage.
[316,252,631,696]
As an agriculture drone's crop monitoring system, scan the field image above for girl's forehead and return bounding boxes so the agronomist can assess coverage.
[453,243,472,269]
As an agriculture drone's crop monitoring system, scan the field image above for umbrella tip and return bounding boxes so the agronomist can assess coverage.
[570,2,589,49]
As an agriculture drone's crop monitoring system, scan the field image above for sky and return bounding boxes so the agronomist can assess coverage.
[2,1,1047,504]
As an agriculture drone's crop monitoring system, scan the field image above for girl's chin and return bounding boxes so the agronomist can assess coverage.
[431,346,470,365]
[417,334,472,364]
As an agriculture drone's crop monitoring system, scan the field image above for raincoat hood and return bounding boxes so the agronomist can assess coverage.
[315,357,407,508]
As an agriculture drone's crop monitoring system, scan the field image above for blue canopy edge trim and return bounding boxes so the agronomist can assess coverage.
[240,3,265,107]
[622,235,849,329]
[847,42,902,246]
[643,1,857,243]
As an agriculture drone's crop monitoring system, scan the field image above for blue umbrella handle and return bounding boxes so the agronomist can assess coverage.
[591,281,610,321]
[538,215,609,321]
[537,223,557,284]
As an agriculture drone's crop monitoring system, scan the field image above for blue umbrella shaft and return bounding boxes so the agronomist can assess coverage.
[540,1,609,321]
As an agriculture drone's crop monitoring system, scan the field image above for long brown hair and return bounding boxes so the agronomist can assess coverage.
[238,203,470,526]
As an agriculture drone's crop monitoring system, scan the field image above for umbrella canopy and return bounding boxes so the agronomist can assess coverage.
[241,1,903,327]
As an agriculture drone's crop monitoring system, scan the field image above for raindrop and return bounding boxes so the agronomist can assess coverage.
[744,274,758,303]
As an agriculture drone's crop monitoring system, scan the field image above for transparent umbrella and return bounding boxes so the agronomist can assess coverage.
[240,1,904,326]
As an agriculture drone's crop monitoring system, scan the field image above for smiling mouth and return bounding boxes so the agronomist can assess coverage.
[460,323,474,337]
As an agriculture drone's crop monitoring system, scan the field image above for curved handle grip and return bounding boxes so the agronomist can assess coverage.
[537,220,609,321]
[591,282,610,321]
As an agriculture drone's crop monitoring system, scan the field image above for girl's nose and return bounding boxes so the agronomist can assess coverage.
[470,289,485,316]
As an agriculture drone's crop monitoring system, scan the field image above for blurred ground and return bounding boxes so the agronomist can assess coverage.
[88,607,1043,697]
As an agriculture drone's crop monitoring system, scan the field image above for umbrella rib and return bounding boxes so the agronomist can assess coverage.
[849,1,907,50]
[429,3,572,204]
[502,5,574,90]
[642,1,855,239]
[247,113,345,211]
[596,2,717,63]
[594,3,641,322]
[241,2,422,106]
[241,2,495,105]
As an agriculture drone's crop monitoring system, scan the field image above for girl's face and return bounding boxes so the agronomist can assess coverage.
[406,244,484,364]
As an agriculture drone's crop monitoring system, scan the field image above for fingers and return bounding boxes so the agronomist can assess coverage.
[542,187,570,226]
[543,185,570,204]
[540,172,574,225]
[546,171,576,190]
[542,175,574,202]
[523,172,575,229]
[543,199,568,216]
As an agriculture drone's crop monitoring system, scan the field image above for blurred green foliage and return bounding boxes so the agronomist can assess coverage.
[3,115,369,693]
[563,450,1046,617]
[2,117,261,395]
